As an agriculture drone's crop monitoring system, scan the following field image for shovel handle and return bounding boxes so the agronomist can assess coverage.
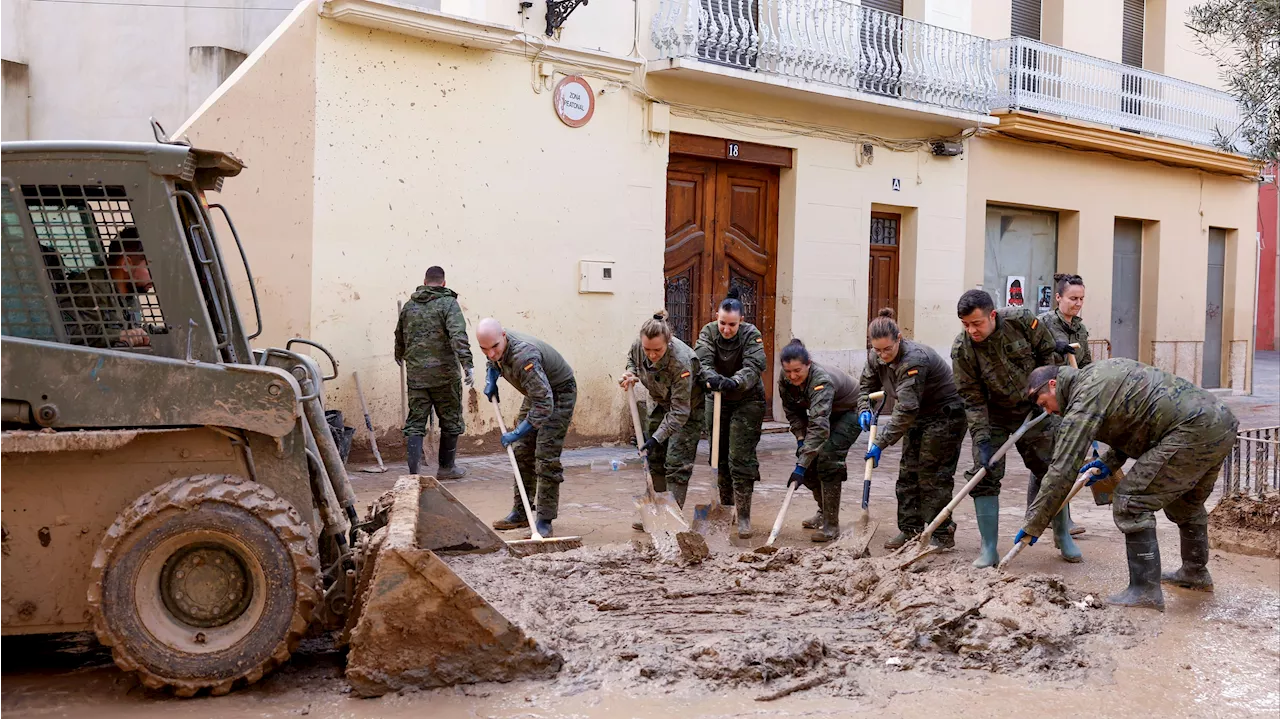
[1067,343,1080,369]
[626,387,658,497]
[491,397,543,540]
[862,424,877,510]
[917,410,1051,547]
[710,391,723,470]
[998,467,1097,569]
[765,482,799,547]
[353,370,385,470]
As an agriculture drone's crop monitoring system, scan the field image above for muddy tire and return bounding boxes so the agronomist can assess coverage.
[87,474,321,697]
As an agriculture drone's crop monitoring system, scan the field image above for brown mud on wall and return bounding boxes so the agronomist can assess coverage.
[1210,493,1280,558]
[447,543,1138,700]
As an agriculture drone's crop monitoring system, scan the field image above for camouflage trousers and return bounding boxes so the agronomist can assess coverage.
[967,410,1058,498]
[403,380,464,437]
[645,397,705,492]
[1112,406,1238,534]
[800,410,862,486]
[510,379,577,521]
[895,406,966,536]
[707,394,765,503]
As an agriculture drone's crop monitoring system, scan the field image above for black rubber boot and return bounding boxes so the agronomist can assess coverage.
[436,433,467,480]
[1162,523,1214,592]
[811,481,841,543]
[802,483,823,529]
[493,508,529,530]
[735,485,753,539]
[718,473,734,507]
[883,531,912,549]
[406,435,424,475]
[670,482,689,509]
[1107,527,1166,611]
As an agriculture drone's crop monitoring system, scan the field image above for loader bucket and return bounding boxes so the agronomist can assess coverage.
[344,476,562,698]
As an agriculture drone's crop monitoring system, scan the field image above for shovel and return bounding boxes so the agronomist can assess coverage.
[998,466,1098,570]
[893,410,1052,569]
[1067,342,1080,369]
[489,397,582,556]
[692,391,734,536]
[844,391,886,556]
[626,387,710,562]
[352,371,387,473]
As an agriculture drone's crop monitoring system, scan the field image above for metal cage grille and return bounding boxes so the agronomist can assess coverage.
[12,184,166,349]
[1,186,58,340]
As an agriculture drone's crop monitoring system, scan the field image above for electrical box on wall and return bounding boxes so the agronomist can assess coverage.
[579,260,615,294]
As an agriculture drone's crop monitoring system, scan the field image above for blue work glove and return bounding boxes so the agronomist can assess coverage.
[641,436,660,456]
[865,443,883,468]
[1080,459,1112,485]
[1014,528,1039,546]
[500,419,533,447]
[796,438,805,454]
[858,410,874,432]
[787,464,806,488]
[484,365,501,401]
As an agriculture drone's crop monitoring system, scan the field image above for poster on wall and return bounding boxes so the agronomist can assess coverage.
[1005,276,1026,307]
[1037,285,1052,312]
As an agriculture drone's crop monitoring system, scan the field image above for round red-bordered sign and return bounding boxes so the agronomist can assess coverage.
[553,75,594,128]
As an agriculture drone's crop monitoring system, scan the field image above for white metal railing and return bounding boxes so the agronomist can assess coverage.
[992,36,1244,149]
[651,0,996,115]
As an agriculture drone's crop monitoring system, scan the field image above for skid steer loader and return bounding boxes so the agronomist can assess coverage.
[0,132,561,697]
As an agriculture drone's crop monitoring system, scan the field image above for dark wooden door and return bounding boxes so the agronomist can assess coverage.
[664,156,779,410]
[868,212,901,344]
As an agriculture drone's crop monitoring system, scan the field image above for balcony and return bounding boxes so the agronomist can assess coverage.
[650,0,997,120]
[992,36,1244,150]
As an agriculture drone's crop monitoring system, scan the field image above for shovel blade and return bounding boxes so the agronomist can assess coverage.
[637,491,708,563]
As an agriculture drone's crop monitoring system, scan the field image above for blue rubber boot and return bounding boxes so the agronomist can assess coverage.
[972,495,1000,568]
[535,518,554,538]
[1053,508,1082,562]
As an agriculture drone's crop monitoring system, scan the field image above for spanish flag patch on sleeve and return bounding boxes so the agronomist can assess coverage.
[907,369,919,377]
[756,337,763,343]
[523,362,535,372]
[680,371,691,378]
[1031,319,1038,329]
[813,385,825,391]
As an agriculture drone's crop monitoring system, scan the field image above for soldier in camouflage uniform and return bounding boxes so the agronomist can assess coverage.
[1037,272,1092,538]
[696,288,766,539]
[58,231,157,349]
[778,339,861,542]
[621,312,704,530]
[859,309,966,550]
[477,318,576,538]
[394,266,474,478]
[1021,359,1238,611]
[951,289,1079,567]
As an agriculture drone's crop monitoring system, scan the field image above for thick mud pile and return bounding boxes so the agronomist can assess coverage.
[1210,493,1280,558]
[448,543,1136,699]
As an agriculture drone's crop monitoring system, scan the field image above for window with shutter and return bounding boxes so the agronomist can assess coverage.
[1011,0,1041,40]
[861,0,903,15]
[1122,0,1145,68]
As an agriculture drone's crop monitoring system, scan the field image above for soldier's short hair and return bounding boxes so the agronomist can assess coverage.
[1026,364,1061,398]
[106,227,144,266]
[957,289,995,317]
[424,266,446,284]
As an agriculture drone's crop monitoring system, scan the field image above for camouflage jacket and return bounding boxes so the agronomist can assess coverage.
[779,362,859,469]
[57,268,143,349]
[695,321,766,402]
[1023,359,1239,535]
[489,330,574,428]
[951,306,1057,444]
[858,338,961,449]
[394,286,473,389]
[625,336,703,443]
[1039,309,1093,368]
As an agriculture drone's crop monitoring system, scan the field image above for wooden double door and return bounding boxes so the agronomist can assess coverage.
[663,156,779,409]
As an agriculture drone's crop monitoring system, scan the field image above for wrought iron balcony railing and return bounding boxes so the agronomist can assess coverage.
[651,0,996,116]
[992,36,1243,149]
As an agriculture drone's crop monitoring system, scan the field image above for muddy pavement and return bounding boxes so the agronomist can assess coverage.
[4,430,1279,718]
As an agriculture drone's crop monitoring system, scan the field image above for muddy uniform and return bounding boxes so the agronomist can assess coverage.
[779,363,861,528]
[696,321,767,504]
[1039,309,1093,369]
[626,337,704,496]
[951,307,1059,496]
[1024,359,1238,537]
[859,339,966,539]
[491,330,576,521]
[58,268,152,348]
[395,285,473,438]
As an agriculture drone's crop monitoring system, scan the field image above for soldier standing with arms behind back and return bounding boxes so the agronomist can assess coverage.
[859,309,967,551]
[1020,360,1238,611]
[696,287,767,539]
[394,265,473,478]
[478,318,576,539]
[620,311,704,529]
[951,289,1079,567]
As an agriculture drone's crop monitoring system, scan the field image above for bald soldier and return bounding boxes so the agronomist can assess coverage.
[951,289,1079,567]
[478,318,576,538]
[1020,360,1239,611]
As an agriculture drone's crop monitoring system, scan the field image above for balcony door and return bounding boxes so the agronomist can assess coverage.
[698,0,759,70]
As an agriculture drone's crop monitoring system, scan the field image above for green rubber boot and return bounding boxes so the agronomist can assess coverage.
[972,495,1000,568]
[1107,527,1165,611]
[1053,508,1082,562]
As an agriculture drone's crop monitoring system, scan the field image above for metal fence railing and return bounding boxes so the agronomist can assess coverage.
[1221,426,1280,497]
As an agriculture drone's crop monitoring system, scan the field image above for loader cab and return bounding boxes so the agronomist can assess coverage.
[1,141,254,366]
